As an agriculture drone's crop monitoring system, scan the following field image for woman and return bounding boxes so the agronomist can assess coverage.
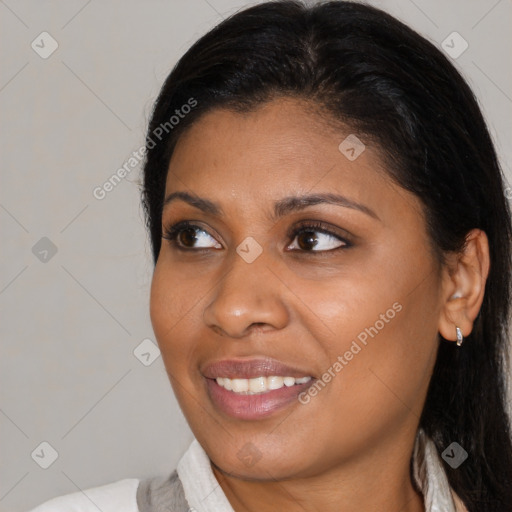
[30,1,512,511]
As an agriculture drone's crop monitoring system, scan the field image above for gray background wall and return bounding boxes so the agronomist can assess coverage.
[1,0,510,510]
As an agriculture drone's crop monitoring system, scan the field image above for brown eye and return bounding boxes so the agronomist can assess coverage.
[162,222,222,250]
[297,230,320,250]
[179,227,199,247]
[287,224,349,252]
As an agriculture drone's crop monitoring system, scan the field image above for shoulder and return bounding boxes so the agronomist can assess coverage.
[136,469,190,511]
[27,478,140,512]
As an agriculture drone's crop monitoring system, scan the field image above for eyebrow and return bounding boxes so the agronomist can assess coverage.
[163,191,379,221]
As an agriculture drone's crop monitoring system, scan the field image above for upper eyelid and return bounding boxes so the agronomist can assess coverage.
[164,220,218,238]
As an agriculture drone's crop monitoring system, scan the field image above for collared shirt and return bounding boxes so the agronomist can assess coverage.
[28,428,468,512]
[175,428,467,512]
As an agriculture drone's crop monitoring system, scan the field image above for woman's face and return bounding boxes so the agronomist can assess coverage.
[150,97,444,480]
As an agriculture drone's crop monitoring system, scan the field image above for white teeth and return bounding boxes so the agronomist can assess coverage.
[215,375,311,394]
[231,378,249,392]
[283,377,295,387]
[267,376,284,390]
[249,377,267,393]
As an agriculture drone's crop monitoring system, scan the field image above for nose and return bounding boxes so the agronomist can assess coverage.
[202,250,290,338]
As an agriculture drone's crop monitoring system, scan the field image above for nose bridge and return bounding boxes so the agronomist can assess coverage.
[202,244,289,337]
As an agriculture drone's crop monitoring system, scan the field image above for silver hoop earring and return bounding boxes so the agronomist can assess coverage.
[455,326,464,347]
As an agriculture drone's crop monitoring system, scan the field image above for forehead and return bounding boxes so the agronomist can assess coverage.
[164,97,420,223]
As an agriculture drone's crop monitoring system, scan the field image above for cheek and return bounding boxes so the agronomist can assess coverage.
[149,263,174,341]
[149,261,199,372]
[295,251,441,420]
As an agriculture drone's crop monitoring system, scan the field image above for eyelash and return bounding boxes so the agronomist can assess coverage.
[162,220,352,253]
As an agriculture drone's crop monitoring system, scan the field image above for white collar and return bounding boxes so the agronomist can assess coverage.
[177,437,235,511]
[177,429,463,512]
[411,428,465,511]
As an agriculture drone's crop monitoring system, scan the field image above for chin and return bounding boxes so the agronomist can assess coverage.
[208,442,311,481]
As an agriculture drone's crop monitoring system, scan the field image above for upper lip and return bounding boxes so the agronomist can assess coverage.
[202,357,314,380]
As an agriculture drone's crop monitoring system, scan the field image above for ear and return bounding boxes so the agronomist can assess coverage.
[438,229,490,343]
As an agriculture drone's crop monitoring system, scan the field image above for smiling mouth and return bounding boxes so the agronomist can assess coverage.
[214,375,312,394]
[205,374,316,420]
[201,356,316,419]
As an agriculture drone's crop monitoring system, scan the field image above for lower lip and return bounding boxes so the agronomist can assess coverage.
[205,378,315,420]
